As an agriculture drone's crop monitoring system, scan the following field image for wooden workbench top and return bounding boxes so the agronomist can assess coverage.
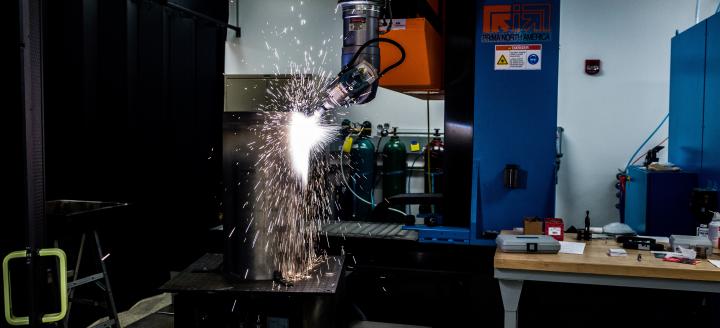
[494,231,720,282]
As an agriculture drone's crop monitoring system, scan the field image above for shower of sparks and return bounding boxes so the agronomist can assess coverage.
[248,63,342,281]
[289,111,334,186]
[227,2,351,283]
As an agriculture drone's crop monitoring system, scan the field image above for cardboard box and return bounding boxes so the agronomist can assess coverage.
[523,217,544,235]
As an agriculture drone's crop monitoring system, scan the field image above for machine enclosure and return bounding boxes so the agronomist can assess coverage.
[669,13,720,205]
[411,0,561,244]
[624,166,698,236]
[378,18,443,91]
[471,0,560,237]
[623,12,720,240]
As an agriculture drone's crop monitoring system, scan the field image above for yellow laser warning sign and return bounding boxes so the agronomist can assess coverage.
[497,55,508,65]
[494,44,542,70]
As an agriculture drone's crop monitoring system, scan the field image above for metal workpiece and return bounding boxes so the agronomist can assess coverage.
[223,112,287,280]
[222,111,333,281]
[161,253,345,295]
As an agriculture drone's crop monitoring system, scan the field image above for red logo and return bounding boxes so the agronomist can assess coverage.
[481,3,552,43]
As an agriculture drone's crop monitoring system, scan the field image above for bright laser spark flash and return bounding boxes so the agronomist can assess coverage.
[289,111,333,186]
[231,6,350,282]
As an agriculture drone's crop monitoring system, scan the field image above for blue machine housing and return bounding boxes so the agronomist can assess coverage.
[669,12,720,198]
[624,166,698,236]
[406,0,560,245]
[669,20,706,172]
[472,0,560,237]
[627,12,720,236]
[703,14,720,189]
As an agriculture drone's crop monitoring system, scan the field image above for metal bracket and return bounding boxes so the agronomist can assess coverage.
[165,0,241,36]
[67,273,104,289]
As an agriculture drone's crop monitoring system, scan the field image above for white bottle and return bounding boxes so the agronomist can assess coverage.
[709,211,720,249]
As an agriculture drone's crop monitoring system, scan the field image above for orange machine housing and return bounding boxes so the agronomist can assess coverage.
[378,18,443,92]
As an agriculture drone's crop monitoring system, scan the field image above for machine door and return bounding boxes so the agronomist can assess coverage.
[1,1,66,326]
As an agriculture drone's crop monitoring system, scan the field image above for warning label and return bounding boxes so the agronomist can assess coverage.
[349,17,367,32]
[497,55,508,65]
[494,44,542,70]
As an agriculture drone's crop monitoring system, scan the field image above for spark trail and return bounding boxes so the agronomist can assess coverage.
[227,1,350,282]
[248,69,340,281]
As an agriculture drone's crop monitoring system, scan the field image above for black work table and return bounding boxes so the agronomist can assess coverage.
[159,254,345,328]
[159,253,344,294]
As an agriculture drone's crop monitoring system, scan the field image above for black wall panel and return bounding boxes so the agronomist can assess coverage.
[42,0,227,311]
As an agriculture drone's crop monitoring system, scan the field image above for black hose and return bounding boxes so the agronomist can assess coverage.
[375,136,384,155]
[407,152,424,191]
[342,37,406,77]
[386,0,393,33]
[372,136,384,189]
[380,0,393,35]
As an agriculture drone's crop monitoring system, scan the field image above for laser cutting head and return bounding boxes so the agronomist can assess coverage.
[319,1,405,112]
[337,0,384,104]
[320,60,379,111]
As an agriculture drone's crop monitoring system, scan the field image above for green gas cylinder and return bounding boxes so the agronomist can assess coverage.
[382,128,407,210]
[350,121,375,220]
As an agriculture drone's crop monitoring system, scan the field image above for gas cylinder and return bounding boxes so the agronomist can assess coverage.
[382,128,407,210]
[338,119,354,221]
[350,121,375,220]
[420,129,444,214]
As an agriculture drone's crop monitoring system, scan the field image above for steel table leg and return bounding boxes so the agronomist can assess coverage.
[498,279,523,328]
[93,230,119,327]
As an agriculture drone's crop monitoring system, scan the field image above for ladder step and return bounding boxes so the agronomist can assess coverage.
[95,280,107,291]
[88,318,116,328]
[68,272,105,289]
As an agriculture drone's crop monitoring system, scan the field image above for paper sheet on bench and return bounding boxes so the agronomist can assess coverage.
[559,241,586,255]
[709,259,720,269]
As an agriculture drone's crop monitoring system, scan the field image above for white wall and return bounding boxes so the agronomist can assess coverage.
[225,0,444,133]
[556,0,719,227]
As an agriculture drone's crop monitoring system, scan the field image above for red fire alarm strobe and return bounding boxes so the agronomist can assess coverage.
[585,59,601,75]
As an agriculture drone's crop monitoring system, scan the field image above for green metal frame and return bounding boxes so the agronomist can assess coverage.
[3,248,67,325]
